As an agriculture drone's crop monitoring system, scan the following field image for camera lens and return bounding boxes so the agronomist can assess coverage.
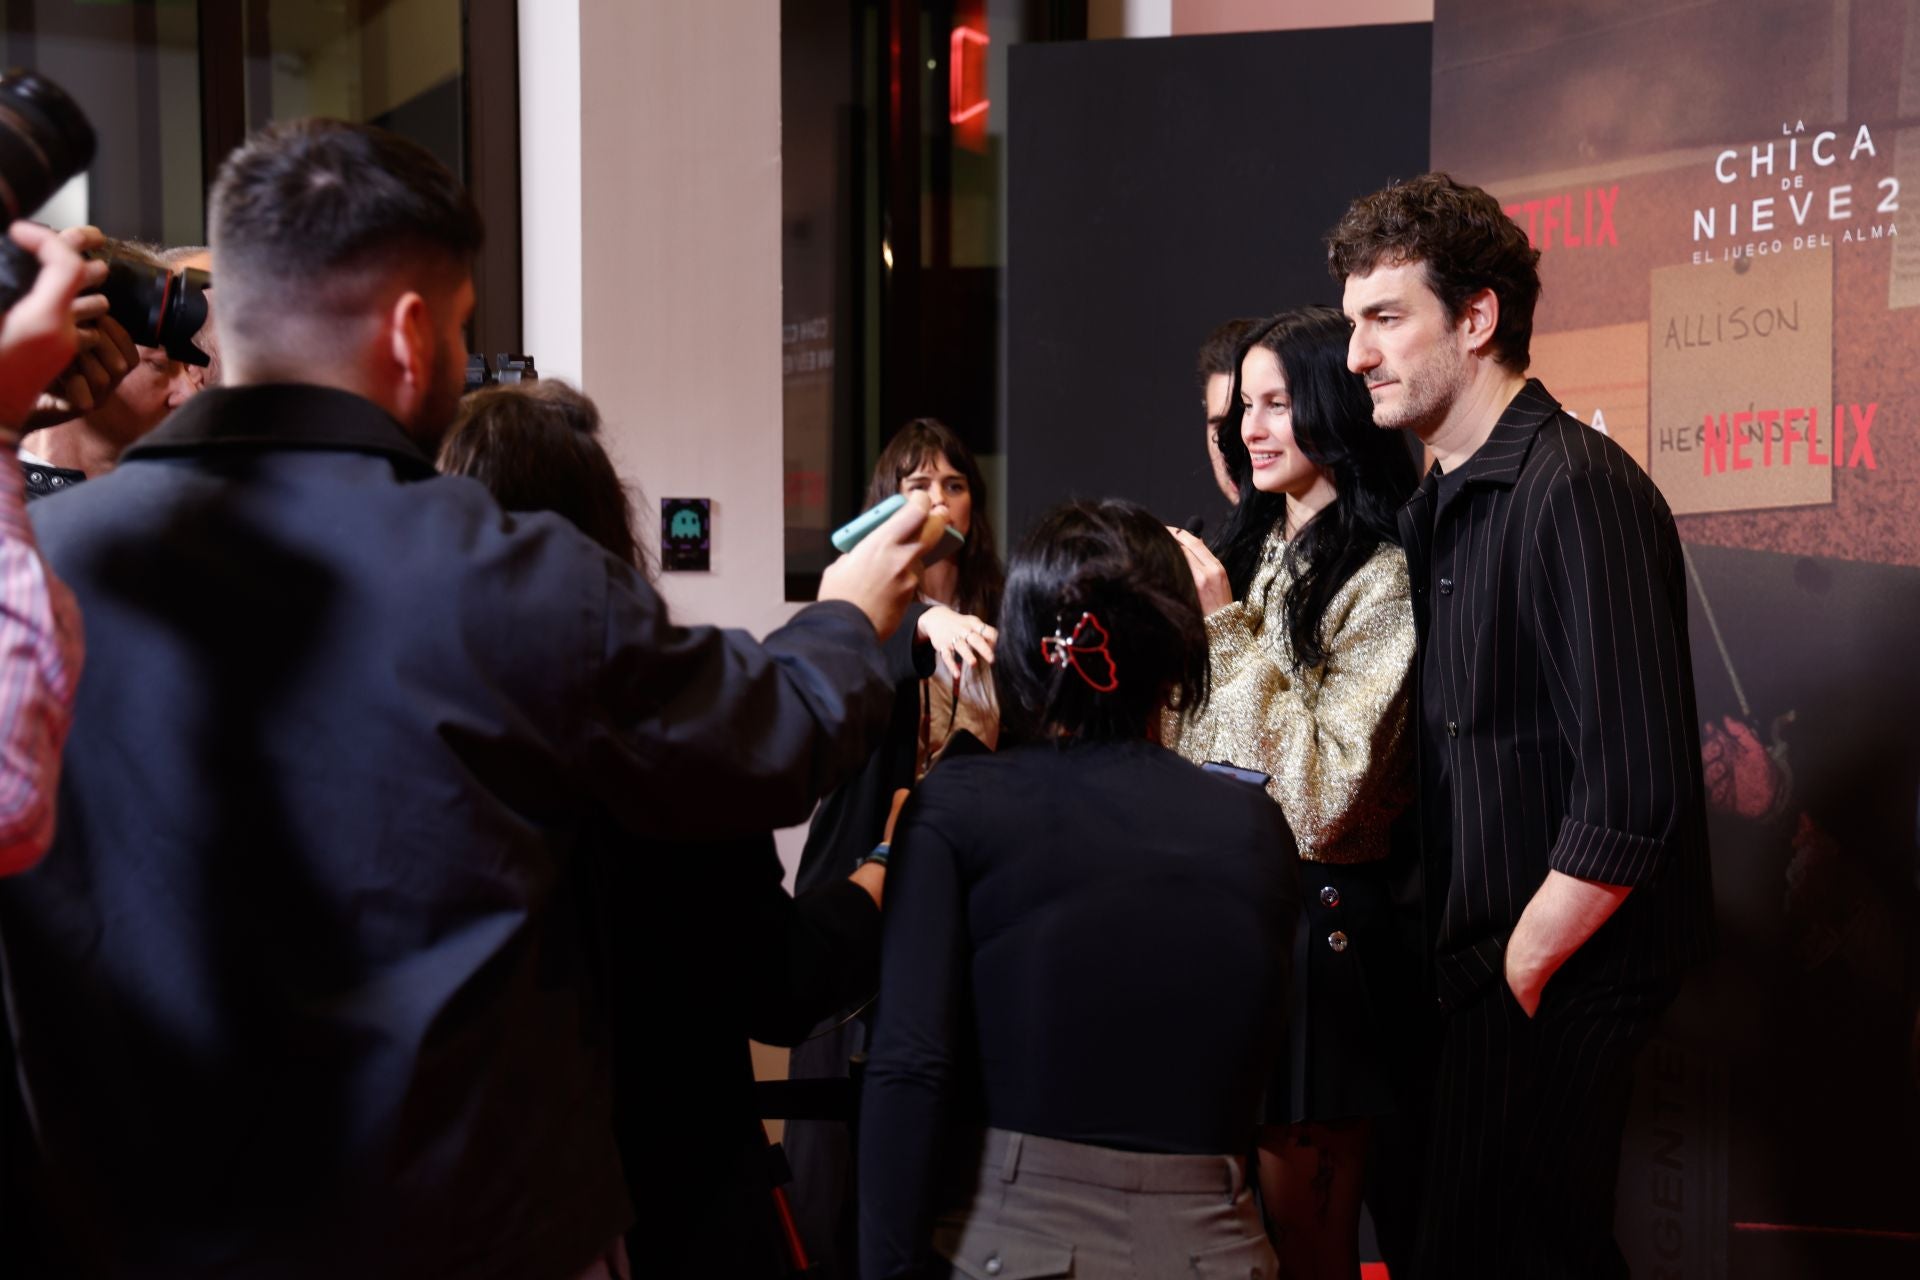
[99,256,212,368]
[164,266,210,366]
[0,68,96,222]
[0,69,96,314]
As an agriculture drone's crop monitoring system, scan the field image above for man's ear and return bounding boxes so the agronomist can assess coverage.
[1460,286,1501,358]
[386,290,432,421]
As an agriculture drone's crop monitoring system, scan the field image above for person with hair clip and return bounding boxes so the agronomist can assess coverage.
[860,498,1298,1280]
[1165,305,1422,1280]
[440,381,891,1279]
[786,417,1004,1278]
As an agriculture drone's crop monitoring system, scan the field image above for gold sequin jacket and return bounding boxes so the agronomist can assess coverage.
[1168,533,1415,863]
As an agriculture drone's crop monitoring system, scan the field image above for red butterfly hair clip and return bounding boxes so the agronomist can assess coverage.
[1041,611,1118,693]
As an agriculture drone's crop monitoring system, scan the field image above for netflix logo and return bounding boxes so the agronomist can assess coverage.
[1678,403,1880,476]
[1503,185,1619,252]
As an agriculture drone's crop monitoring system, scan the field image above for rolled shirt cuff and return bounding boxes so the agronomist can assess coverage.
[1547,816,1663,887]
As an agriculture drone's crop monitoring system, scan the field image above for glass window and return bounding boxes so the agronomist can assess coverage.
[0,0,517,352]
[0,0,204,244]
[243,0,465,181]
[781,0,1085,598]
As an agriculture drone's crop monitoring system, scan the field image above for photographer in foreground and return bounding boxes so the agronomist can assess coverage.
[3,118,934,1280]
[0,220,88,873]
[0,220,93,1277]
[20,237,203,496]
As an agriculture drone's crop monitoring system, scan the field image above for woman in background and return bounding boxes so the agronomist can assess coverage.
[860,498,1296,1280]
[786,417,1004,1277]
[438,379,643,568]
[865,416,1003,774]
[441,380,888,1280]
[1166,306,1421,1279]
[796,418,1006,904]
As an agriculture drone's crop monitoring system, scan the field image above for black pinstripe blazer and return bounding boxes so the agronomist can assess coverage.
[1400,380,1715,1010]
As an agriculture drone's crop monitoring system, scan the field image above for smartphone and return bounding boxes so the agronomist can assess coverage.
[1201,760,1273,789]
[830,493,966,565]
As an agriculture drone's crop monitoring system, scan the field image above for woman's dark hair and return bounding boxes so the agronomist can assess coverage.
[866,418,1004,621]
[1210,306,1419,671]
[439,380,647,576]
[996,499,1209,744]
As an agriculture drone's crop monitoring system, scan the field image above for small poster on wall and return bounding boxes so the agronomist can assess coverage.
[661,498,711,572]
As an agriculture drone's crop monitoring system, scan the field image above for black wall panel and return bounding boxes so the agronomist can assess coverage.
[1007,25,1432,537]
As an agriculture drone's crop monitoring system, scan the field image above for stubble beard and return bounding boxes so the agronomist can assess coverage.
[1368,345,1470,436]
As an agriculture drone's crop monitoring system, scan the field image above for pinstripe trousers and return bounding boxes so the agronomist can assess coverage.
[1416,973,1678,1280]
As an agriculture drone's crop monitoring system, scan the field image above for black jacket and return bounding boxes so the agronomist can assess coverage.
[2,384,894,1278]
[795,601,934,897]
[606,827,881,1279]
[1399,380,1714,1009]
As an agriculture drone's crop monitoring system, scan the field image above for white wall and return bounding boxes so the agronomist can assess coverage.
[1089,0,1172,39]
[518,0,583,387]
[1174,0,1431,34]
[578,2,792,639]
[519,0,806,887]
[523,0,792,640]
[1093,0,1431,38]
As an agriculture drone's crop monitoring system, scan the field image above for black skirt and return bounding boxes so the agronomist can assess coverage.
[1264,858,1420,1127]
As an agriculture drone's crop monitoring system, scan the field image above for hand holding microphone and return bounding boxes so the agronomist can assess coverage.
[818,490,951,642]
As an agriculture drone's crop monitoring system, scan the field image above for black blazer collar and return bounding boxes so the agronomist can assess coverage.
[1399,455,1440,573]
[1397,377,1560,561]
[1460,378,1560,488]
[125,383,438,478]
[1398,376,1561,517]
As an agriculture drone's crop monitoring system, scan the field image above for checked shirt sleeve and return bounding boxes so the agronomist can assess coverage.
[0,458,82,875]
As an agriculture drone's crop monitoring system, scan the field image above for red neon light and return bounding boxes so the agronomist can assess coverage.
[949,26,989,126]
[1731,1222,1920,1242]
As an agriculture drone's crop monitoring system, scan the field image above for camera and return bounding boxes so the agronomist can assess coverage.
[93,253,212,367]
[464,352,539,394]
[0,67,96,313]
[0,68,211,367]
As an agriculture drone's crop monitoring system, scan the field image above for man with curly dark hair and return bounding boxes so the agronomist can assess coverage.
[1329,172,1714,1278]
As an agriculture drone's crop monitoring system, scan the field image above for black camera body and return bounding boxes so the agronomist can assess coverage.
[463,352,539,395]
[0,67,211,367]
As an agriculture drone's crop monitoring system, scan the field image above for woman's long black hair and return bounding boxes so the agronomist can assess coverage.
[867,418,1005,621]
[1209,306,1419,671]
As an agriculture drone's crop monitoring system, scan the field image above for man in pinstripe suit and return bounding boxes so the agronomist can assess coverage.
[1330,173,1714,1278]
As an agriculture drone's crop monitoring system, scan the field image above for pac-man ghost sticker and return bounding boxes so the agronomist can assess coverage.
[660,498,711,572]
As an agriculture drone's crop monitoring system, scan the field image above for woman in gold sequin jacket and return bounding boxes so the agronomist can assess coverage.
[1166,305,1422,1280]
